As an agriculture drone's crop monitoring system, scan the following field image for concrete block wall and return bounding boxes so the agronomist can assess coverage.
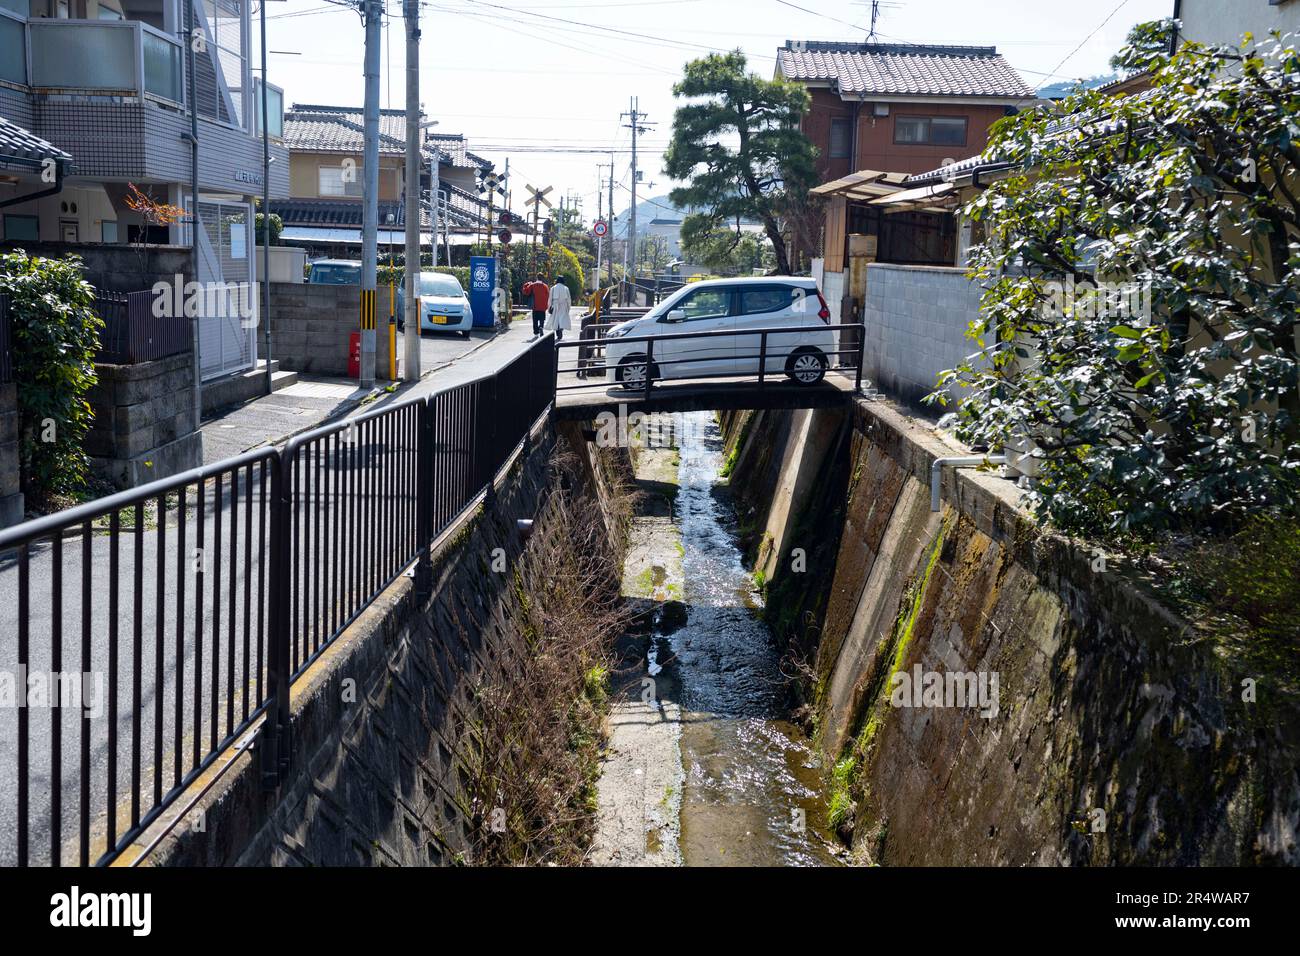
[86,352,203,489]
[0,242,194,295]
[0,384,22,528]
[862,263,986,412]
[269,282,399,381]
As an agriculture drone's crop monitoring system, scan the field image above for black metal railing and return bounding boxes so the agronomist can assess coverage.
[0,295,11,384]
[95,290,192,365]
[0,333,555,867]
[555,322,865,396]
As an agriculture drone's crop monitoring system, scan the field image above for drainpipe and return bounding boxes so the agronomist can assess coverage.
[930,455,1006,512]
[1169,0,1181,55]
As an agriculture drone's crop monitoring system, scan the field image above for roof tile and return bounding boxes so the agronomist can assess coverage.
[777,41,1035,99]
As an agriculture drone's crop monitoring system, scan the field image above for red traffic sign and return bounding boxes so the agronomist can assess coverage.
[592,219,609,238]
[498,229,513,245]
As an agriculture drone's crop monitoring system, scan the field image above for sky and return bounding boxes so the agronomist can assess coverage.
[257,0,1176,222]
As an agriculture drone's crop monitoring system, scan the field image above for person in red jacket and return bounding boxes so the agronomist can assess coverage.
[522,273,550,335]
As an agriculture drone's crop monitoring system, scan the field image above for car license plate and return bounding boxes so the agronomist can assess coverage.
[432,315,448,325]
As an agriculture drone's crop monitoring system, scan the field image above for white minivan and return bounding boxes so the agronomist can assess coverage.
[603,277,836,389]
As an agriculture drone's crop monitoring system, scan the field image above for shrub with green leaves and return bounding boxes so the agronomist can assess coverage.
[0,250,102,507]
[937,26,1300,537]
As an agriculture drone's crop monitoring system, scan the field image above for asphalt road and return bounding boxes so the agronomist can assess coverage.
[0,322,526,867]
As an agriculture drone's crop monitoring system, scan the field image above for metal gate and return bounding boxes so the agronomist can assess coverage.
[192,199,257,381]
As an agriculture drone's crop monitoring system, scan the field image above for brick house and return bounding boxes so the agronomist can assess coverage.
[776,41,1037,184]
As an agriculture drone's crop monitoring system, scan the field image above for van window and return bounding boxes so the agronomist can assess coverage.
[310,263,360,285]
[739,286,793,315]
[676,287,731,321]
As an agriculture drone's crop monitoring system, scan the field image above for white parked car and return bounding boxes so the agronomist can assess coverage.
[415,272,474,337]
[603,277,835,388]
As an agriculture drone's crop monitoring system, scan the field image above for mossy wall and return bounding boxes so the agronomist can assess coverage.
[721,402,1300,865]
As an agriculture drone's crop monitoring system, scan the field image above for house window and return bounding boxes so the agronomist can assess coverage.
[319,164,363,198]
[2,214,38,241]
[101,220,119,243]
[829,117,852,159]
[894,115,968,146]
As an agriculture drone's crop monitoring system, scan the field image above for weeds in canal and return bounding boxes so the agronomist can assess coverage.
[464,451,635,865]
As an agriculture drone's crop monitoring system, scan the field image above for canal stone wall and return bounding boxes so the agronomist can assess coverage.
[721,402,1300,866]
[129,418,626,866]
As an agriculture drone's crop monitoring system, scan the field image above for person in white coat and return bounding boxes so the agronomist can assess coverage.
[545,276,573,341]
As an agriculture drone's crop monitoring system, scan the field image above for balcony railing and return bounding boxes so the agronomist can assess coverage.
[17,19,184,104]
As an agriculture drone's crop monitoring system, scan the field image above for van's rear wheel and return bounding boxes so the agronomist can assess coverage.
[617,355,657,390]
[786,347,826,385]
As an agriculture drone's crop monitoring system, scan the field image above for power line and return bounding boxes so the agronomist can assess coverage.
[1042,0,1134,87]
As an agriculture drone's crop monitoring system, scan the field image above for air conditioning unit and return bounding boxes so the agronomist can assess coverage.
[872,102,890,117]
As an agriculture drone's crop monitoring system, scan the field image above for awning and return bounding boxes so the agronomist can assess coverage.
[809,169,911,200]
[866,181,957,213]
[279,226,480,247]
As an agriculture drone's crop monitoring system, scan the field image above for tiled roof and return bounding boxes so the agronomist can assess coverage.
[0,114,72,169]
[284,104,488,169]
[272,185,529,235]
[777,41,1035,99]
[426,133,493,171]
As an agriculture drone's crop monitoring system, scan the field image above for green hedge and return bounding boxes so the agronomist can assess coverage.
[0,250,102,508]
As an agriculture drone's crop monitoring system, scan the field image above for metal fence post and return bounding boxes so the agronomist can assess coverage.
[758,330,767,390]
[854,324,865,394]
[414,398,434,600]
[644,338,654,401]
[261,452,291,788]
[481,374,499,513]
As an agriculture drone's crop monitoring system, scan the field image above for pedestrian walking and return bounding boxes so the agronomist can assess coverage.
[522,273,550,335]
[545,275,572,342]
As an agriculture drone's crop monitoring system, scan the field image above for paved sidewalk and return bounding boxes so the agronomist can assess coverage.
[199,321,538,464]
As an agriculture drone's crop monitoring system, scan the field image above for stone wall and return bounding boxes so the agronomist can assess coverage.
[86,353,202,489]
[862,263,986,411]
[0,383,22,528]
[269,282,400,381]
[722,401,1300,865]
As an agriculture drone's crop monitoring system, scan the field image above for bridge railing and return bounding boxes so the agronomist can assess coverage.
[555,322,865,397]
[0,333,556,867]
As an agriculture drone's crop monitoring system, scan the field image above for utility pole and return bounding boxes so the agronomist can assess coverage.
[621,97,653,279]
[605,158,615,288]
[260,0,272,395]
[402,0,420,382]
[359,0,381,389]
[595,173,603,293]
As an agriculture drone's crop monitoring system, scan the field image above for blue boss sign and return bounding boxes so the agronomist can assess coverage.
[468,256,497,329]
